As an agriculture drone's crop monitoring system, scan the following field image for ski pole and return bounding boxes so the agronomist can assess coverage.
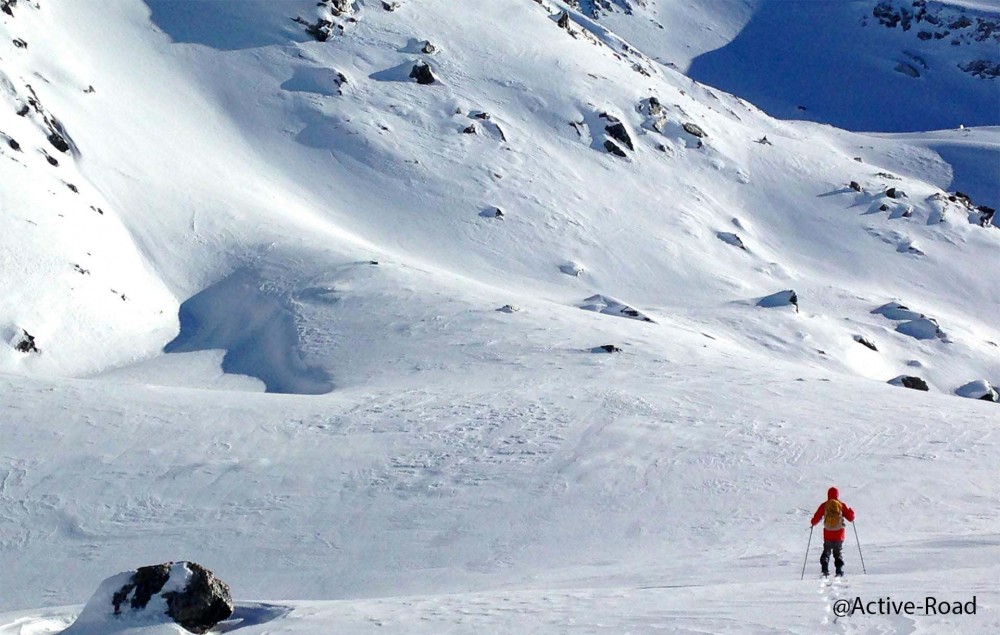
[800,525,813,580]
[853,522,867,574]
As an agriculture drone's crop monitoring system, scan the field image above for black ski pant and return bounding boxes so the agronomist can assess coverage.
[820,540,844,574]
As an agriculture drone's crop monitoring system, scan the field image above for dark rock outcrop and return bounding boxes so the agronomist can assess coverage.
[409,62,437,84]
[109,562,233,634]
[853,335,878,351]
[603,139,626,157]
[682,122,707,138]
[15,330,38,353]
[889,375,929,391]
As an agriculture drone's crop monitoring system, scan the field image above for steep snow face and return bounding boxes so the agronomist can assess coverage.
[686,0,1000,131]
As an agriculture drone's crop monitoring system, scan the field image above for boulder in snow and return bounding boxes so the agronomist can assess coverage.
[682,122,707,138]
[580,294,654,323]
[889,375,929,391]
[853,335,878,351]
[757,289,798,311]
[409,63,437,85]
[956,380,999,402]
[716,232,747,251]
[63,562,233,634]
[593,344,623,354]
[14,329,39,353]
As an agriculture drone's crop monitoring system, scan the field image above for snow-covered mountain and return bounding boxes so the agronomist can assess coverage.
[1,1,997,633]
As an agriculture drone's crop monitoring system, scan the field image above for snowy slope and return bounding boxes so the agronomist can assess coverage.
[1,0,998,632]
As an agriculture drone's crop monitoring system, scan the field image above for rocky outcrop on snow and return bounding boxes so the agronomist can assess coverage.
[872,302,946,342]
[565,0,644,19]
[14,329,38,353]
[293,0,358,42]
[62,562,232,634]
[580,294,654,323]
[593,344,623,353]
[955,379,999,402]
[889,375,929,391]
[757,290,798,312]
[853,335,878,352]
[409,62,437,85]
[716,232,747,251]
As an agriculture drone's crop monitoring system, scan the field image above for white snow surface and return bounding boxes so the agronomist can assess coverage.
[1,0,998,632]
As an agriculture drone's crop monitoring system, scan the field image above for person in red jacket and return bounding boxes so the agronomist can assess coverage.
[810,486,856,577]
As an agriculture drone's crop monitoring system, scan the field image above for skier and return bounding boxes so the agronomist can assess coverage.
[810,486,855,577]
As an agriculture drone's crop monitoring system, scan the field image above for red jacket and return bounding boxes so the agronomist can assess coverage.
[811,487,855,541]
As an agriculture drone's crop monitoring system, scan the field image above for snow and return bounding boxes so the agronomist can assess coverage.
[1,0,998,632]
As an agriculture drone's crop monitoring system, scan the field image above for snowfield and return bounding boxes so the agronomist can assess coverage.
[1,0,997,632]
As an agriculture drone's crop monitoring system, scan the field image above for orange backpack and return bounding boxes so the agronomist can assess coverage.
[824,499,844,531]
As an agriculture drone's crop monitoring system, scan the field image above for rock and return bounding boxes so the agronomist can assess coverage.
[878,204,889,212]
[960,60,1000,79]
[421,40,436,54]
[853,335,878,351]
[889,375,929,391]
[682,122,707,138]
[12,37,27,49]
[48,132,70,153]
[956,379,999,402]
[409,63,436,84]
[895,317,944,341]
[463,124,477,134]
[557,11,571,30]
[885,187,905,199]
[849,181,862,192]
[497,304,520,313]
[14,330,38,353]
[63,562,233,635]
[978,206,995,227]
[872,301,922,321]
[716,232,747,251]
[382,1,400,10]
[5,135,20,151]
[604,121,633,151]
[594,344,622,354]
[580,294,654,323]
[603,139,627,157]
[560,261,585,277]
[647,96,663,116]
[755,135,772,145]
[479,206,503,219]
[757,289,798,311]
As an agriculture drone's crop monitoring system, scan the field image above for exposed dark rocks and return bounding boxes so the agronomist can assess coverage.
[382,1,400,10]
[15,330,38,353]
[854,335,878,351]
[956,379,999,402]
[849,181,862,192]
[889,375,929,391]
[682,122,707,138]
[107,562,233,634]
[16,104,29,116]
[42,150,58,166]
[4,135,20,151]
[885,187,905,199]
[603,121,633,151]
[12,37,27,48]
[73,264,90,275]
[421,40,436,54]
[47,132,70,153]
[647,96,663,116]
[90,205,104,215]
[755,135,772,145]
[960,60,1000,79]
[66,182,78,193]
[557,11,571,30]
[879,204,890,211]
[409,62,437,84]
[497,304,520,313]
[1,0,16,17]
[580,294,654,323]
[463,124,477,134]
[603,139,626,157]
[757,289,798,311]
[978,206,995,227]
